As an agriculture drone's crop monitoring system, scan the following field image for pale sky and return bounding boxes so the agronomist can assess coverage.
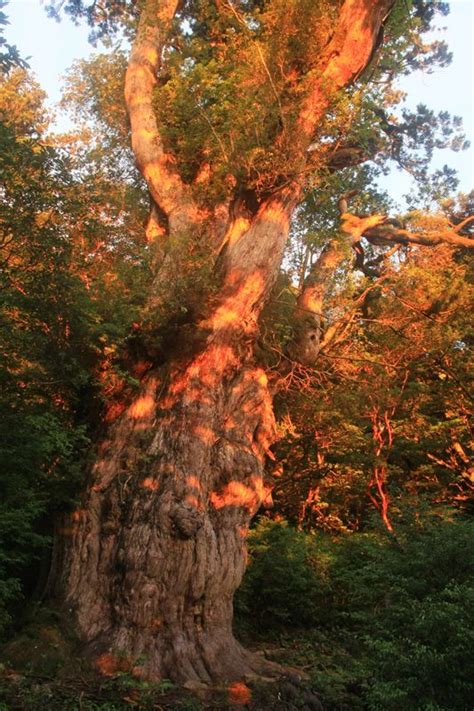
[6,0,474,206]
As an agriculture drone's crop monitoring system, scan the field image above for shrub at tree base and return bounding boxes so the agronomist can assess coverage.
[235,515,474,710]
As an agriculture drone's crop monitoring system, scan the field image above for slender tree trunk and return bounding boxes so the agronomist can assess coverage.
[289,237,349,365]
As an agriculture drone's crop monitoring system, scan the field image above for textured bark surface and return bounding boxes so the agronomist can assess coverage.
[56,0,398,684]
[62,363,275,682]
[59,194,295,683]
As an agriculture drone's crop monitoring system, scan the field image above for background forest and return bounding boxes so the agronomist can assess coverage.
[0,0,473,709]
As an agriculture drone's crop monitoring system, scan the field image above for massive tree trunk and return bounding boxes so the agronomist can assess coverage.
[60,192,296,683]
[56,0,396,683]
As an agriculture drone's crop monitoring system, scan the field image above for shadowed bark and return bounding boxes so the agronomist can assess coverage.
[59,189,297,683]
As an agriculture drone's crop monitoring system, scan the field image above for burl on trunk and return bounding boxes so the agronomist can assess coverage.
[56,0,395,683]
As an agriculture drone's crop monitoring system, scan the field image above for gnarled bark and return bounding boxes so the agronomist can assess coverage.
[57,0,397,684]
[59,193,295,683]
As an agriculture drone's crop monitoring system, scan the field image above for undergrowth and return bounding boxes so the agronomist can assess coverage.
[1,514,472,710]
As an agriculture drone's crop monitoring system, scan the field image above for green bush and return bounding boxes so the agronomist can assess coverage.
[237,515,474,710]
[331,518,474,710]
[235,518,332,631]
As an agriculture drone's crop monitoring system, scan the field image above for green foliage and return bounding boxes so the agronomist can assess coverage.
[237,516,474,710]
[1,6,472,710]
[0,90,92,633]
[0,1,28,72]
[158,0,337,191]
[59,55,154,338]
[61,52,131,158]
[270,231,473,532]
[235,518,328,630]
[47,0,466,215]
[330,518,474,710]
[0,63,149,635]
[0,645,201,711]
[146,0,458,197]
[46,0,138,44]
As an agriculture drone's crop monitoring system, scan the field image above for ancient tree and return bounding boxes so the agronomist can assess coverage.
[52,0,472,683]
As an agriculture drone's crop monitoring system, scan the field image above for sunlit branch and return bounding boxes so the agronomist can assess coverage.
[124,0,198,233]
[342,213,474,250]
[296,0,396,148]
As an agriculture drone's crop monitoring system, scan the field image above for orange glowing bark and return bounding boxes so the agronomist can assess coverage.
[56,0,398,685]
[124,0,198,234]
[342,212,474,250]
[297,0,396,147]
[289,237,350,365]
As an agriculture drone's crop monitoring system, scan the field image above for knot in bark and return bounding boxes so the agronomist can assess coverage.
[170,501,204,539]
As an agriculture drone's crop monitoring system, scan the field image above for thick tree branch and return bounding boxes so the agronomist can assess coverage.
[287,186,474,368]
[124,0,198,233]
[297,0,396,148]
[341,213,474,250]
[453,215,474,234]
[326,143,371,170]
[263,0,397,358]
[363,223,474,250]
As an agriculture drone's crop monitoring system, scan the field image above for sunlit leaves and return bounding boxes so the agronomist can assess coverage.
[61,52,130,148]
[155,0,342,191]
[270,234,473,531]
[45,0,464,205]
